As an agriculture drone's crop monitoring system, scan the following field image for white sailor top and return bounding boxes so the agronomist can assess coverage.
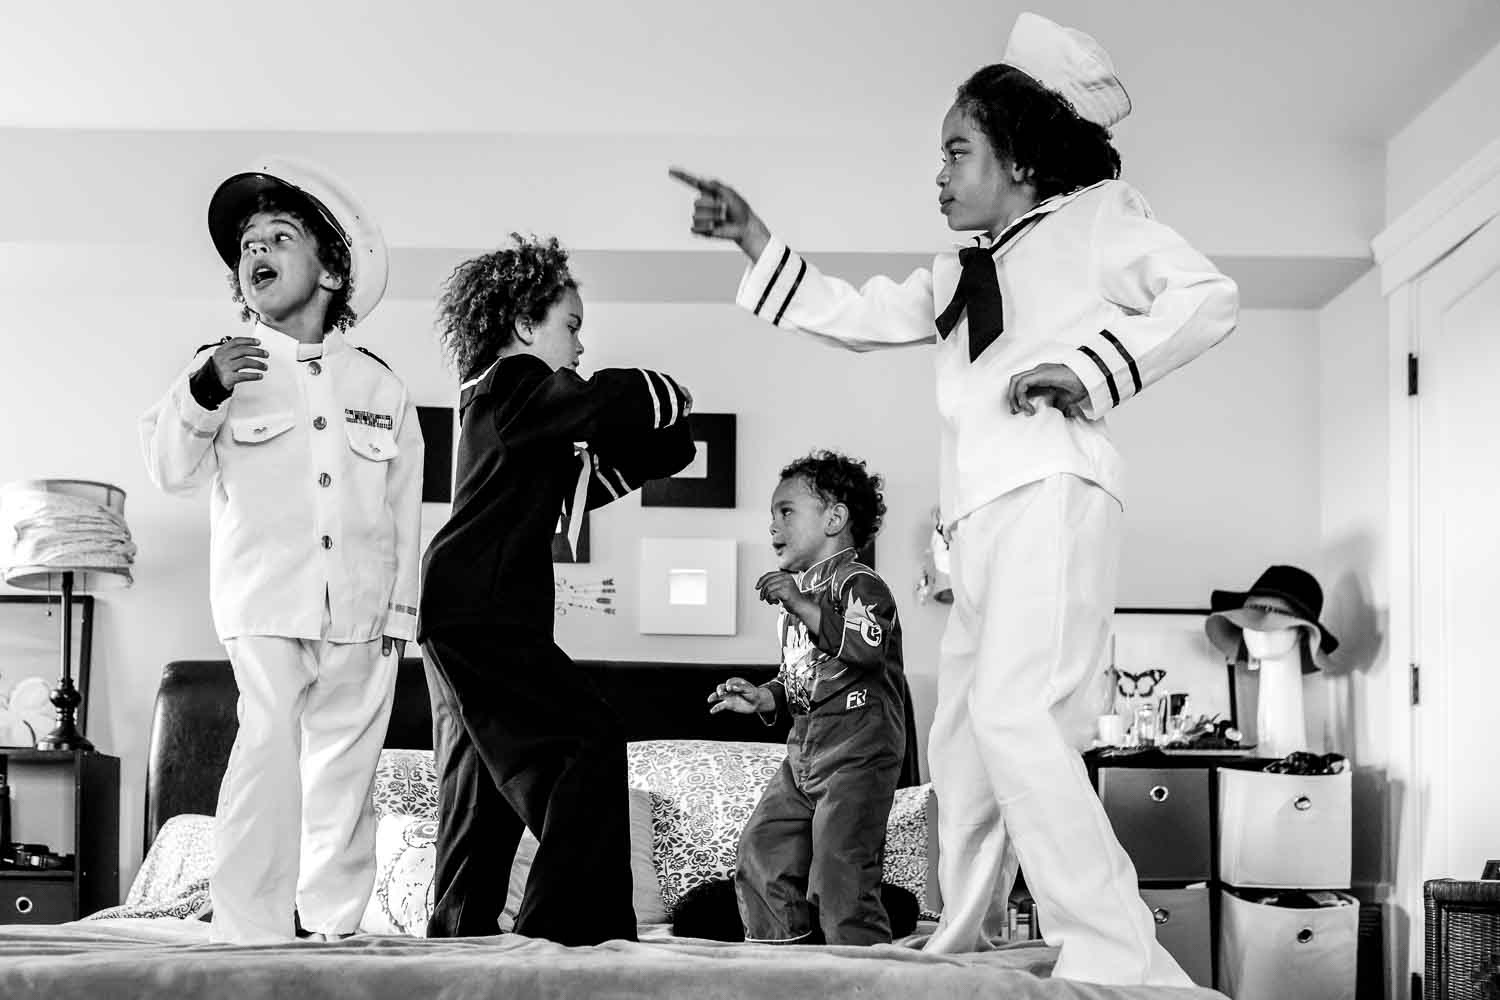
[735,179,1239,523]
[139,325,424,644]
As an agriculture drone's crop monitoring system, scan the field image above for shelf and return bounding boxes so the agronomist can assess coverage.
[0,868,73,880]
[0,749,100,762]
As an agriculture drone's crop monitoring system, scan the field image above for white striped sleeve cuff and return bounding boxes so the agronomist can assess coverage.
[735,237,807,328]
[1065,328,1144,416]
[639,370,685,428]
[592,452,631,500]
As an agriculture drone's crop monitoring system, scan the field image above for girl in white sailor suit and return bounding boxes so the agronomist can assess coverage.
[419,234,696,946]
[140,158,423,944]
[673,13,1238,986]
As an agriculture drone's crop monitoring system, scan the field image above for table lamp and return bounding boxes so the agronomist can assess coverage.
[0,480,135,752]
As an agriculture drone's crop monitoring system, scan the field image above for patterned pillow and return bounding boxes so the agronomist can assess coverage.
[86,814,215,921]
[372,749,439,821]
[627,739,937,921]
[626,740,789,914]
[359,786,666,934]
[883,784,939,921]
[362,814,437,935]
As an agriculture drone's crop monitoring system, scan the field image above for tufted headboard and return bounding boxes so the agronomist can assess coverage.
[144,658,920,852]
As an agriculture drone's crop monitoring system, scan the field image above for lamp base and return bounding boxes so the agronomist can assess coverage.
[34,675,93,753]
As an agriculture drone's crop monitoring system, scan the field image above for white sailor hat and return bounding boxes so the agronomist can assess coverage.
[207,156,389,324]
[1001,12,1131,129]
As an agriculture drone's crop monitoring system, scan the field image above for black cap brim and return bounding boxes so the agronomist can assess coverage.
[207,172,343,271]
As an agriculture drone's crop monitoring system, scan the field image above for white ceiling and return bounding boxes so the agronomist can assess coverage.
[3,0,1497,143]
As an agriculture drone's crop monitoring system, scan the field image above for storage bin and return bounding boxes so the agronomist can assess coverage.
[1099,767,1211,882]
[1218,768,1351,888]
[1141,884,1213,988]
[1218,888,1358,1000]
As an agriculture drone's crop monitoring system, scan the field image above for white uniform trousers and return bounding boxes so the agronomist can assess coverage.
[211,628,398,943]
[921,473,1189,986]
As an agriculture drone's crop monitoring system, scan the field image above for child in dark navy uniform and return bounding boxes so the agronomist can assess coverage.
[419,234,696,946]
[709,451,905,945]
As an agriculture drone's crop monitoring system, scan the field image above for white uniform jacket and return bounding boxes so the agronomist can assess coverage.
[735,179,1239,522]
[140,326,424,643]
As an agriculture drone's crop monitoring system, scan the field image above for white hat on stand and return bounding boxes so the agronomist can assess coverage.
[1001,12,1132,129]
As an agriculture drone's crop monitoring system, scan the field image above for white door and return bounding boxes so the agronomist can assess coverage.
[1414,216,1500,885]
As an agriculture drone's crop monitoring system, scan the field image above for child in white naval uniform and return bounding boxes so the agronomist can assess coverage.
[140,158,423,944]
[672,12,1237,986]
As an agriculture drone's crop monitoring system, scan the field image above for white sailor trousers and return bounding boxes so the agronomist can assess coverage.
[210,629,398,943]
[922,473,1189,986]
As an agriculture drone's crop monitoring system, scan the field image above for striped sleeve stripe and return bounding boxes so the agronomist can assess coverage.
[1098,330,1143,394]
[644,369,682,427]
[1078,345,1121,406]
[640,369,664,428]
[660,372,680,426]
[771,259,807,327]
[752,247,792,317]
[606,462,630,497]
[592,454,624,500]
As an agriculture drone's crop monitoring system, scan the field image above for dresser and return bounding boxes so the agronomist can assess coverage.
[1085,750,1356,996]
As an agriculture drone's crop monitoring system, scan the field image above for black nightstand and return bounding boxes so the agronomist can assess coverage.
[0,750,119,923]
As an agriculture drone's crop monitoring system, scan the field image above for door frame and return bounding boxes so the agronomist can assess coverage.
[1373,135,1500,1000]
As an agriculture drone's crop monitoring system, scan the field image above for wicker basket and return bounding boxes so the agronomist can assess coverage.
[1425,878,1500,1000]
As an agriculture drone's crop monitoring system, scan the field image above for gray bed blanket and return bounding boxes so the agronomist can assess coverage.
[0,918,1225,1000]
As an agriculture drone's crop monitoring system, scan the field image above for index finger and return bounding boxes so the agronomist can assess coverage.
[668,167,717,193]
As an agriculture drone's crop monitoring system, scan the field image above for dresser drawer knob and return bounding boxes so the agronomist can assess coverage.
[14,896,33,915]
[1149,785,1170,803]
[1297,927,1314,944]
[1294,795,1313,811]
[1152,907,1170,925]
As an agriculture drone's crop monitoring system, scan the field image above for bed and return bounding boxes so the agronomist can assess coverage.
[0,657,1223,999]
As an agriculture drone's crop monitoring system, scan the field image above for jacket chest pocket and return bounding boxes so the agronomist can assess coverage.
[344,421,399,462]
[229,412,296,445]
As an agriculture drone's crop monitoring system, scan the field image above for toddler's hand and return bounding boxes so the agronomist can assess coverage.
[211,337,270,390]
[755,571,804,610]
[708,677,774,715]
[382,636,406,659]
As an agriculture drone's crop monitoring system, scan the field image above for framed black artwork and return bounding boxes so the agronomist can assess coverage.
[641,413,736,509]
[416,406,455,504]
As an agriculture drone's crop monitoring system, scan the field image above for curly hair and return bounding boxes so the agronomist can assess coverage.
[227,189,355,332]
[436,234,579,380]
[779,450,887,551]
[955,63,1122,201]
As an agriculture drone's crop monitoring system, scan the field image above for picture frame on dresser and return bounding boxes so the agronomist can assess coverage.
[1111,607,1238,736]
[0,594,94,748]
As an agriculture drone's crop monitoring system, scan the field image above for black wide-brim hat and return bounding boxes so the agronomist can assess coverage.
[1205,564,1338,673]
[207,157,388,324]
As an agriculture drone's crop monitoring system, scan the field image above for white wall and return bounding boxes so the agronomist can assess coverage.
[0,279,1317,891]
[1314,269,1391,894]
[1387,38,1500,222]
